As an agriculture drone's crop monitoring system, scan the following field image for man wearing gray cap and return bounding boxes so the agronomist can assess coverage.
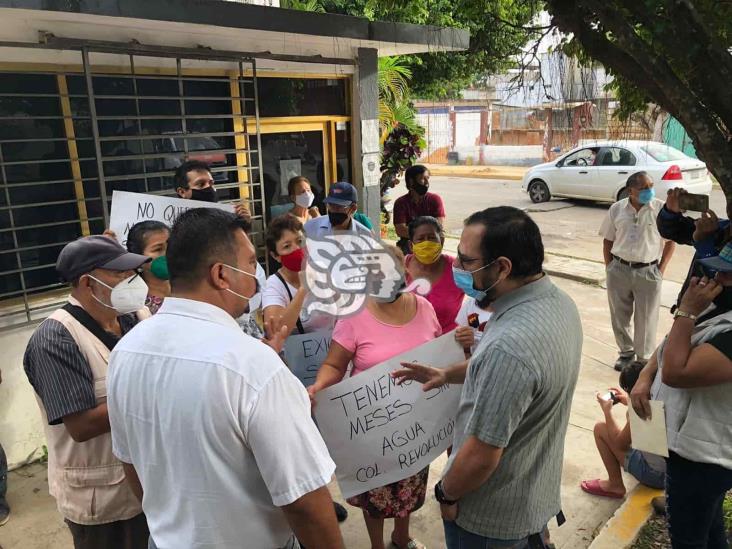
[23,235,151,549]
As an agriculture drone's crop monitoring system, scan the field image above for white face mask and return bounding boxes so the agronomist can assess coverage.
[294,191,315,209]
[87,273,149,315]
[223,264,259,303]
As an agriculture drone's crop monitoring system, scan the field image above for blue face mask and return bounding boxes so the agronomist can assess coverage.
[638,188,655,205]
[452,260,497,301]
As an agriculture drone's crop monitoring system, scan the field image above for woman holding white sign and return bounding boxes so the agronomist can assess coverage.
[309,246,441,549]
[262,215,346,524]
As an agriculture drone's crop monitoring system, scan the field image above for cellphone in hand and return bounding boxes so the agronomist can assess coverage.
[679,192,710,212]
[601,391,620,405]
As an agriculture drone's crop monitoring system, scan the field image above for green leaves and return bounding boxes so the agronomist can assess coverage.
[280,0,326,12]
[318,0,543,100]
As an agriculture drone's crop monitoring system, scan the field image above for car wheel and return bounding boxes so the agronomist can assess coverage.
[528,180,551,203]
[616,187,630,201]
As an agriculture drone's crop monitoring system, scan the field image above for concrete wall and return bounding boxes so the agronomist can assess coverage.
[0,323,46,469]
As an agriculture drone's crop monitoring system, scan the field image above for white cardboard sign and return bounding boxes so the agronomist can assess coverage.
[629,400,669,458]
[314,331,463,499]
[109,190,234,245]
[283,330,332,387]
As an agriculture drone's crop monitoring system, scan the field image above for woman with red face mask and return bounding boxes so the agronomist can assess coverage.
[263,215,334,336]
[261,215,347,523]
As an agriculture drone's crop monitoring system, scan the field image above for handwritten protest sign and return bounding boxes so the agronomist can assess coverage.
[283,330,332,387]
[314,331,463,499]
[109,190,234,245]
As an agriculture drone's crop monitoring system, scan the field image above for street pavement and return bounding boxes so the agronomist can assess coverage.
[396,176,727,286]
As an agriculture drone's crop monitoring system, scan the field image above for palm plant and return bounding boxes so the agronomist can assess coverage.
[378,57,421,141]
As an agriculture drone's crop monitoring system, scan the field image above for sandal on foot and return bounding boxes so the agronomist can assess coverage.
[580,479,624,499]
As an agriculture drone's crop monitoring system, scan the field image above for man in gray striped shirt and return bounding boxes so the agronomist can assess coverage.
[23,235,151,549]
[396,207,582,548]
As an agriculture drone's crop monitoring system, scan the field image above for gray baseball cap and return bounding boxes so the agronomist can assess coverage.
[56,235,150,282]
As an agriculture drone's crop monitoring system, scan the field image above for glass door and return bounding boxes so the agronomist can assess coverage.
[259,130,326,221]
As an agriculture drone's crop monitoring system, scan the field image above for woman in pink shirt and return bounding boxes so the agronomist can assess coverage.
[405,216,464,333]
[309,248,441,549]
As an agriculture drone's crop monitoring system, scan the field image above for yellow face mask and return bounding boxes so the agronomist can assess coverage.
[412,240,443,264]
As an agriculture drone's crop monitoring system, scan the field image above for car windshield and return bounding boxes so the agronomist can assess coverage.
[641,143,688,162]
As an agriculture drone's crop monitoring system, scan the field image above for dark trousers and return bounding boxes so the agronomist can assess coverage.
[66,513,149,549]
[0,442,8,515]
[666,451,732,549]
[444,520,547,549]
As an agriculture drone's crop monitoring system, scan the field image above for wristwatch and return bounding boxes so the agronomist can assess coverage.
[434,480,458,505]
[674,309,698,322]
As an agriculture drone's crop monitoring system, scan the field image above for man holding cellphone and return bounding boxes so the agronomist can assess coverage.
[657,187,732,313]
[600,172,676,371]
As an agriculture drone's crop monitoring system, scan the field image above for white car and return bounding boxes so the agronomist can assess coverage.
[522,140,712,203]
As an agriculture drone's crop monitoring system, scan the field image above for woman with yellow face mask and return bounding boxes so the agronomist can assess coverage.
[405,216,465,332]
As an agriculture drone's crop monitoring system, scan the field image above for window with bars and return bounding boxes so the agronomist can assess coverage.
[0,54,265,327]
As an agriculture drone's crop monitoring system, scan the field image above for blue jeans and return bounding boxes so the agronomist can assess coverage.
[624,449,665,489]
[0,442,8,515]
[443,521,544,549]
[666,451,732,549]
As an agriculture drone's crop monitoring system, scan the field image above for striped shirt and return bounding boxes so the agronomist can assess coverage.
[445,276,582,539]
[24,310,138,425]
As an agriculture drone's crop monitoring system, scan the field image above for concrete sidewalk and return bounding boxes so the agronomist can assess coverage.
[0,272,673,549]
[424,164,527,181]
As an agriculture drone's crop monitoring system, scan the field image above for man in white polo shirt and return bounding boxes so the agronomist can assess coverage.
[600,171,676,371]
[108,208,343,549]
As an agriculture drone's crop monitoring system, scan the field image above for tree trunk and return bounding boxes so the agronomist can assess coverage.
[652,110,668,143]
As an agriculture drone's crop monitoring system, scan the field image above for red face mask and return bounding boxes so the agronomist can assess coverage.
[280,247,306,272]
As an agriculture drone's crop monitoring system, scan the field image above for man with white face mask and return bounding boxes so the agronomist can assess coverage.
[108,208,343,549]
[23,235,152,549]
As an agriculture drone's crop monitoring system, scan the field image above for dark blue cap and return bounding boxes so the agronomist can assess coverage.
[324,182,358,207]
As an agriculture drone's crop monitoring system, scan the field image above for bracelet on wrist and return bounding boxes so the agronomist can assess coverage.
[673,309,698,322]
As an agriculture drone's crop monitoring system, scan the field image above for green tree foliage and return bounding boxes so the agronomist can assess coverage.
[544,0,732,200]
[318,0,544,100]
[280,0,325,12]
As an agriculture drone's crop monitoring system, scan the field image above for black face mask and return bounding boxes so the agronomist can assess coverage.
[328,211,349,227]
[190,186,217,203]
[412,183,429,196]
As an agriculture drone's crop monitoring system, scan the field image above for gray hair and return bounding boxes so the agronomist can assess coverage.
[626,171,650,189]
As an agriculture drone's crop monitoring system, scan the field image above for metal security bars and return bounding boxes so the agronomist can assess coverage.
[0,46,265,328]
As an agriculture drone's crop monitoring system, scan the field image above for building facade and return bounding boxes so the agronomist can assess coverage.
[0,0,467,467]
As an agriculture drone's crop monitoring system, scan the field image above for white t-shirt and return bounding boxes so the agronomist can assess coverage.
[262,273,335,334]
[108,297,335,549]
[454,298,493,351]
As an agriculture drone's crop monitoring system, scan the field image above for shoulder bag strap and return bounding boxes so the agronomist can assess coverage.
[62,303,119,352]
[274,272,305,335]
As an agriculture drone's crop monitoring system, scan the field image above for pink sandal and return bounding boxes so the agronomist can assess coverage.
[580,479,625,499]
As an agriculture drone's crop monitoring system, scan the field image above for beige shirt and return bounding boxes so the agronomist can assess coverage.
[599,198,665,263]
